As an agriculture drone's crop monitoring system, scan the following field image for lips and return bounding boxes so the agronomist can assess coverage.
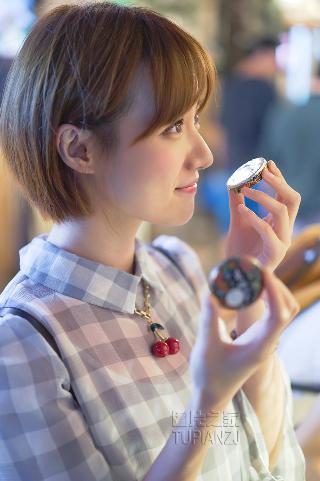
[176,178,199,189]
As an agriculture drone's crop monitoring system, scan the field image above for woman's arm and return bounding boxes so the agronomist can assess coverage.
[235,294,306,478]
[224,160,304,475]
[143,392,228,481]
[235,299,286,470]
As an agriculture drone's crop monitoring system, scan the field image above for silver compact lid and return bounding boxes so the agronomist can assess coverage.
[227,157,267,190]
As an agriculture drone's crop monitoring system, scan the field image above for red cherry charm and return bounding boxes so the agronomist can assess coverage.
[166,337,180,354]
[151,341,169,357]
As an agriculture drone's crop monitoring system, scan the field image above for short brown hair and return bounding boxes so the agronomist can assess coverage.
[0,2,216,223]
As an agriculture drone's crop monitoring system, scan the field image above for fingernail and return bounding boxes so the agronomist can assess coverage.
[268,160,278,173]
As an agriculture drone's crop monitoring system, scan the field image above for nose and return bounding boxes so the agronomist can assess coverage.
[185,131,214,172]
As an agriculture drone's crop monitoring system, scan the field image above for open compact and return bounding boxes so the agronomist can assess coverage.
[226,157,268,193]
[208,256,264,310]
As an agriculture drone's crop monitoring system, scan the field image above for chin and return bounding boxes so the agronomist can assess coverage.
[175,212,194,226]
[155,209,194,227]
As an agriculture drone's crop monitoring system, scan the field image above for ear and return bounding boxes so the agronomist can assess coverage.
[56,124,96,174]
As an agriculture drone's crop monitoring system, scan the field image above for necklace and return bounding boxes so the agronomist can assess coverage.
[134,278,180,358]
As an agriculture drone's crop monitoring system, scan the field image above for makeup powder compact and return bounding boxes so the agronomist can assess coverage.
[226,157,268,192]
[208,257,264,309]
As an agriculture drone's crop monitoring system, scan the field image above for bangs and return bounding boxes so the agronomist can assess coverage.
[130,12,216,144]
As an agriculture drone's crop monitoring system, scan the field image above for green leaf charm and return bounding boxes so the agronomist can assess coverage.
[150,322,164,332]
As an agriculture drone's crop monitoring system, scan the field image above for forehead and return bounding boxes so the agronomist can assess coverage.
[128,67,155,126]
[118,67,156,145]
[118,64,200,148]
[112,56,206,149]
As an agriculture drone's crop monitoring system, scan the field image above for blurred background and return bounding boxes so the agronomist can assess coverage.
[0,1,320,478]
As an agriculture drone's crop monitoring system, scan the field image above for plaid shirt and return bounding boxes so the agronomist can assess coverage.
[0,233,305,481]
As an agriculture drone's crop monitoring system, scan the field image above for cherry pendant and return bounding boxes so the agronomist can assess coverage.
[151,341,169,357]
[166,337,180,354]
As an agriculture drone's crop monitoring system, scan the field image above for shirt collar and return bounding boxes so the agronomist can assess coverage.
[19,233,165,314]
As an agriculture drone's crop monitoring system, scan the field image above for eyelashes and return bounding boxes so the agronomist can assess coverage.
[163,113,201,135]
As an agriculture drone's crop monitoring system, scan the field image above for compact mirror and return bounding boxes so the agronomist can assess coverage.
[208,256,264,310]
[227,157,268,192]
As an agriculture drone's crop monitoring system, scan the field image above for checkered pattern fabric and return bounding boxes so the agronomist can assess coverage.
[0,233,305,480]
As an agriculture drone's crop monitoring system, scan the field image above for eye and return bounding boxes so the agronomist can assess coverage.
[163,113,201,135]
[163,119,184,135]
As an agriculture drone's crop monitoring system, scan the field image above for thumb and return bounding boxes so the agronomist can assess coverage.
[198,294,221,342]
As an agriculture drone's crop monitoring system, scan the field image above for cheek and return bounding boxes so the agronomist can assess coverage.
[96,140,184,219]
[116,149,177,200]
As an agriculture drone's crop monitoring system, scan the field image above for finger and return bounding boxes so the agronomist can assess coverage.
[241,186,290,242]
[238,204,281,253]
[235,272,297,358]
[228,188,244,224]
[263,269,300,331]
[268,276,301,320]
[268,159,285,180]
[264,212,273,226]
[233,269,300,361]
[262,164,301,225]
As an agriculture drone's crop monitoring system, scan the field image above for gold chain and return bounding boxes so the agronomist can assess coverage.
[134,278,151,321]
[134,279,167,341]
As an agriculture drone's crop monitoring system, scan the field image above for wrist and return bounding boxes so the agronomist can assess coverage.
[191,389,229,415]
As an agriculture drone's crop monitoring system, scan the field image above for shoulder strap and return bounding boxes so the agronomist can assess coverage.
[0,306,78,403]
[152,245,196,294]
[0,306,60,356]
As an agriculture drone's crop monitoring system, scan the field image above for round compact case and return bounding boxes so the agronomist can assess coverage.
[208,257,264,309]
[227,157,268,193]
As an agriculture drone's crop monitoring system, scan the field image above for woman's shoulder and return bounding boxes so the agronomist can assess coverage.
[150,235,203,271]
[148,234,210,306]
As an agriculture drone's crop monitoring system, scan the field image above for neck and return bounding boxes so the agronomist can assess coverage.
[47,211,142,274]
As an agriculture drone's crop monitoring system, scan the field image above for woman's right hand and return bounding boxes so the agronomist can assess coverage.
[189,268,300,409]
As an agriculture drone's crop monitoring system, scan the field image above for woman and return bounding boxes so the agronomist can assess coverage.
[0,3,305,480]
